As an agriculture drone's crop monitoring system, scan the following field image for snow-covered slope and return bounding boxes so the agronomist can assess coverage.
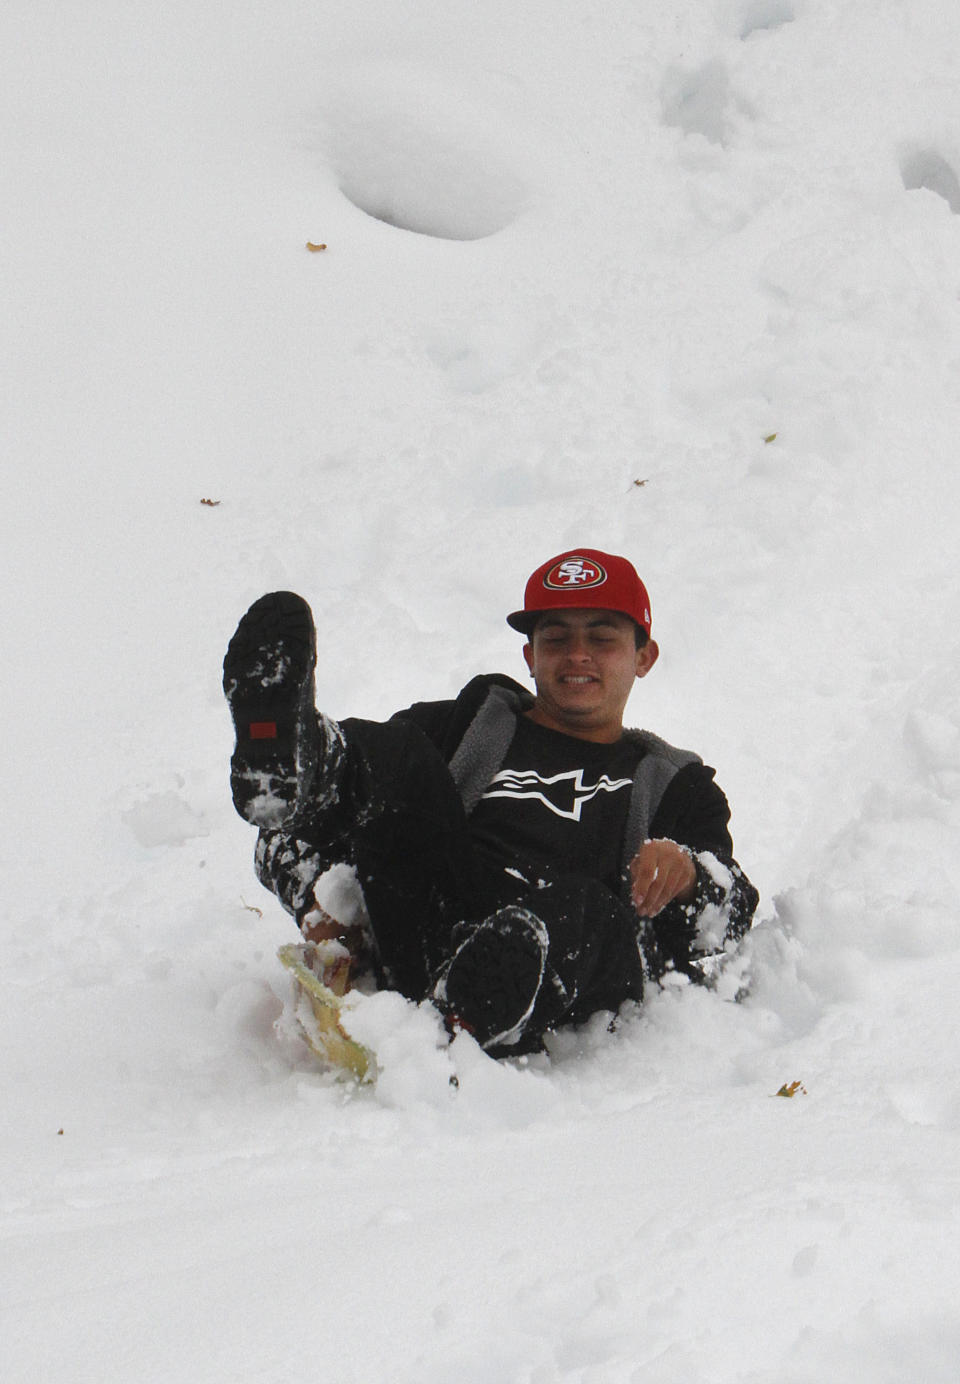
[5,2,960,1379]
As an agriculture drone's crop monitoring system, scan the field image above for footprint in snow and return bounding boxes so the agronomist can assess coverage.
[661,59,749,148]
[739,0,797,40]
[900,148,960,215]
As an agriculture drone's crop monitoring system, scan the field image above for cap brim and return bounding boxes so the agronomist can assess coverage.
[506,610,536,635]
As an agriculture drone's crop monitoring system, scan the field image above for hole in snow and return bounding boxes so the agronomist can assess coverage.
[900,150,960,214]
[740,0,796,39]
[326,82,528,241]
[661,60,734,146]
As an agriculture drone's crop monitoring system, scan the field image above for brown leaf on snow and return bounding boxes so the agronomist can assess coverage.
[774,1081,808,1098]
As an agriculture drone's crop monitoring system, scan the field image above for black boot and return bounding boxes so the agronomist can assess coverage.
[223,591,342,828]
[433,906,549,1054]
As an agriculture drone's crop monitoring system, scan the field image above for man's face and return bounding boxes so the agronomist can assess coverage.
[522,609,659,743]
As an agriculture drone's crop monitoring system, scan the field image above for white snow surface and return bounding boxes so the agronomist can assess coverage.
[5,1,960,1379]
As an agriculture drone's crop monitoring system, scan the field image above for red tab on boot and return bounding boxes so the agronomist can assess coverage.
[249,721,278,740]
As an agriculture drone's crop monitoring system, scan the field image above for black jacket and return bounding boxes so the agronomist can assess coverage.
[392,674,758,977]
[256,674,758,981]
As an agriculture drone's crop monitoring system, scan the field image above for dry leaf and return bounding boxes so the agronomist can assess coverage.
[774,1080,807,1098]
[306,242,327,252]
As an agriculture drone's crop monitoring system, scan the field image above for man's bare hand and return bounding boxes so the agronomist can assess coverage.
[630,839,697,917]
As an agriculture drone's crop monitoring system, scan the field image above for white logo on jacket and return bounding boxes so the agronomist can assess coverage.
[481,768,633,821]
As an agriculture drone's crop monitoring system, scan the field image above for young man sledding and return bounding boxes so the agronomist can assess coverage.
[223,548,757,1056]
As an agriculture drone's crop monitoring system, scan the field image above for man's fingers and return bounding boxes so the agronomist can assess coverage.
[647,859,684,915]
[637,860,675,917]
[630,840,696,917]
[630,852,657,901]
[630,844,660,910]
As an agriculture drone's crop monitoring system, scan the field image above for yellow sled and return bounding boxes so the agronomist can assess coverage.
[277,941,373,1081]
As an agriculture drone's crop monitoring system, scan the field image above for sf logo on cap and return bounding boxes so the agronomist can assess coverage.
[544,557,607,589]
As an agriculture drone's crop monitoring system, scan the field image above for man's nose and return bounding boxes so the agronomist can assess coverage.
[566,637,592,660]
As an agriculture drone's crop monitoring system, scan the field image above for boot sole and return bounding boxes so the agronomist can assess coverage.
[440,908,548,1051]
[222,591,318,828]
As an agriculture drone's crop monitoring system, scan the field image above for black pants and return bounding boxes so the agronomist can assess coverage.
[289,716,645,1036]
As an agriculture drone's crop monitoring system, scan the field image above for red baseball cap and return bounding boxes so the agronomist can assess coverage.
[507,548,652,637]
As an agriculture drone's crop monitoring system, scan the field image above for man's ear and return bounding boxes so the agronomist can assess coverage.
[523,642,536,677]
[635,639,659,679]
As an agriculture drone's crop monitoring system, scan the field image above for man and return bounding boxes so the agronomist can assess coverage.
[223,548,757,1056]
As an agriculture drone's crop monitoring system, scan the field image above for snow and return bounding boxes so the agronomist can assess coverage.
[5,0,960,1378]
